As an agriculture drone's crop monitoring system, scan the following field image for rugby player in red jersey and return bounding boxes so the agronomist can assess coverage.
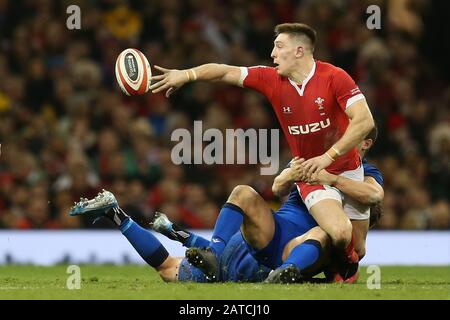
[150,23,374,279]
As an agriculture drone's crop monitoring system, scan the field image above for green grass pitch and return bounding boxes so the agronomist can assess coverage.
[0,265,448,299]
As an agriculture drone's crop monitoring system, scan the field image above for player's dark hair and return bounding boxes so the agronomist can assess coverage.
[365,123,378,142]
[369,202,383,229]
[274,23,317,52]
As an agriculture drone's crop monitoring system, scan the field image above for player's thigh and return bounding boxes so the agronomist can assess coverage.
[281,226,330,261]
[157,256,182,282]
[227,185,270,218]
[309,199,352,244]
[240,206,275,250]
[228,186,275,249]
[351,219,369,259]
[298,183,351,244]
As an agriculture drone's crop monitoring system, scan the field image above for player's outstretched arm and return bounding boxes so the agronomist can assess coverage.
[150,64,242,97]
[309,170,384,205]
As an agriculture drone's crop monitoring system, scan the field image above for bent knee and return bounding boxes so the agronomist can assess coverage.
[228,185,259,210]
[355,245,366,260]
[329,224,353,247]
[306,227,330,248]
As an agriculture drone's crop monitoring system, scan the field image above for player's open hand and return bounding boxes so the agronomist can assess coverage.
[150,66,188,97]
[299,153,333,181]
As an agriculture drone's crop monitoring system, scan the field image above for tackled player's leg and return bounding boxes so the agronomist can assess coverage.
[265,226,330,283]
[228,185,276,251]
[185,185,272,281]
[69,190,208,283]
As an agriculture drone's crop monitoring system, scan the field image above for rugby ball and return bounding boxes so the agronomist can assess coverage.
[115,48,151,95]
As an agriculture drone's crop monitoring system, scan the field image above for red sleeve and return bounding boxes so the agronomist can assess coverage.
[331,67,365,111]
[242,66,278,99]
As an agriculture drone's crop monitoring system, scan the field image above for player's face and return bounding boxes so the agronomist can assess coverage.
[357,139,373,156]
[271,34,298,76]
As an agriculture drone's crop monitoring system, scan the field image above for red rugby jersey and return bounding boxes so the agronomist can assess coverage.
[240,60,365,174]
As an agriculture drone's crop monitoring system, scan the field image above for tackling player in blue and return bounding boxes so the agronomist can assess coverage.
[69,127,383,283]
[181,126,383,283]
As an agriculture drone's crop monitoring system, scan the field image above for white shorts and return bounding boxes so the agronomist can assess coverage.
[297,165,370,220]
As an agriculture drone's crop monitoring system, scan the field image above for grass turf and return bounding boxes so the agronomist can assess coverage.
[0,265,448,300]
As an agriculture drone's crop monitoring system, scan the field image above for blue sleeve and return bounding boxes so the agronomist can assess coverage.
[362,160,384,187]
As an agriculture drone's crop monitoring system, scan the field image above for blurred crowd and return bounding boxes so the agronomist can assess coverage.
[0,0,448,230]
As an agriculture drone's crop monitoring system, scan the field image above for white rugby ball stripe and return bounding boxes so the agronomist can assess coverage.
[139,51,152,93]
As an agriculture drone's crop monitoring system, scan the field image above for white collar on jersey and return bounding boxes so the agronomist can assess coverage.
[288,61,316,97]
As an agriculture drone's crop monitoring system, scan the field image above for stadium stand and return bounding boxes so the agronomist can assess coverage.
[0,0,448,230]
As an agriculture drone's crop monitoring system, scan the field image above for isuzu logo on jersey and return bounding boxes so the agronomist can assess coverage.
[287,118,331,135]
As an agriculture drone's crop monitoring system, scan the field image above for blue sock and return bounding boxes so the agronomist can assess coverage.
[184,232,210,248]
[120,218,169,268]
[209,203,244,256]
[165,222,210,248]
[281,239,322,274]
